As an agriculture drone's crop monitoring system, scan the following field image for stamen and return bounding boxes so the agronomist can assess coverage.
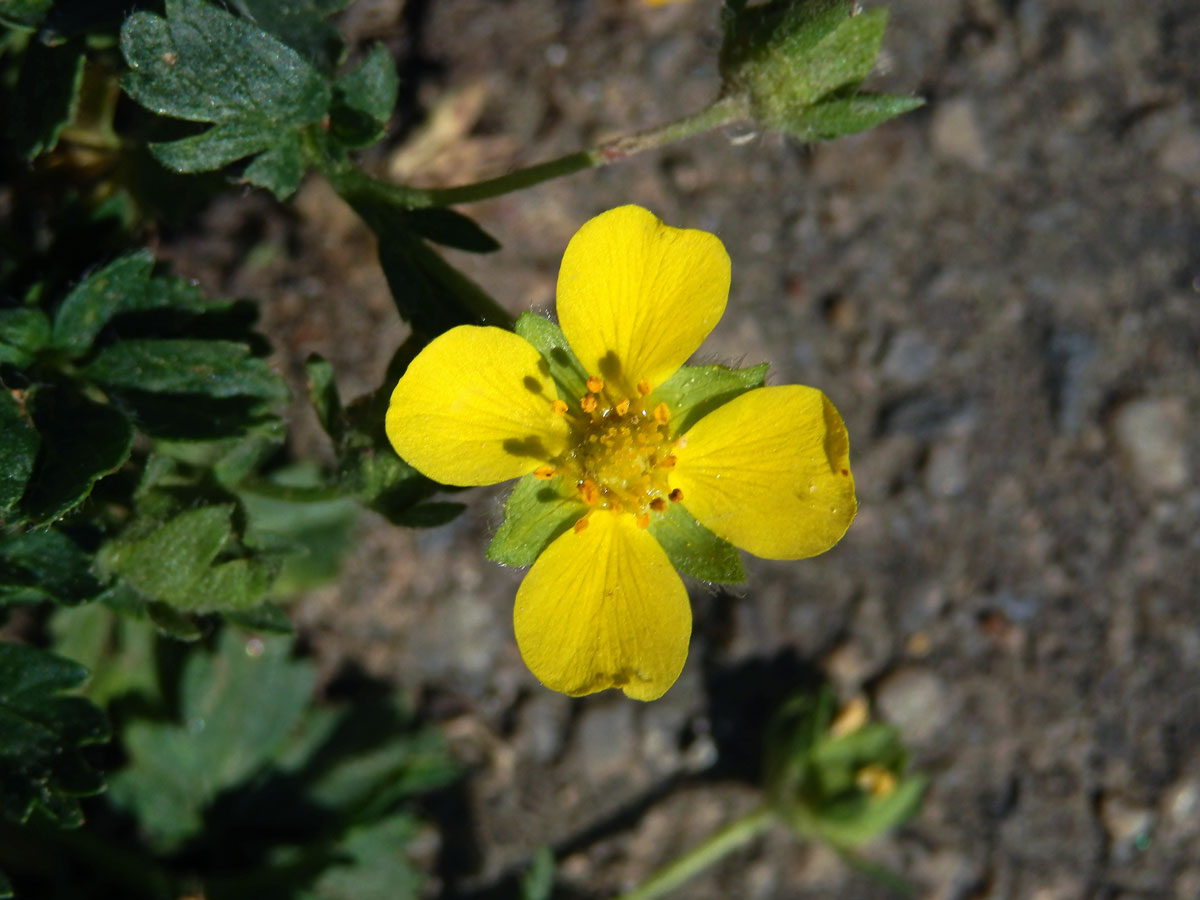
[580,393,598,413]
[649,497,666,512]
[573,516,590,534]
[534,465,556,480]
[668,488,684,503]
[586,375,604,393]
[578,480,599,505]
[615,398,631,416]
[637,379,652,397]
[636,513,651,529]
[659,454,677,468]
[551,399,568,415]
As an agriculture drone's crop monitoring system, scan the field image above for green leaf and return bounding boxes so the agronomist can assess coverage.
[49,603,161,707]
[305,353,344,442]
[8,37,85,160]
[0,307,51,367]
[21,385,133,525]
[330,43,399,149]
[51,251,155,356]
[780,91,925,141]
[514,312,589,404]
[401,207,500,254]
[0,0,53,30]
[84,338,289,403]
[0,642,110,827]
[0,390,39,520]
[487,473,586,568]
[98,504,278,613]
[228,0,351,72]
[241,132,306,197]
[0,529,105,607]
[108,629,316,849]
[301,814,424,900]
[120,0,333,199]
[649,501,745,583]
[520,846,556,900]
[651,362,768,435]
[223,601,294,634]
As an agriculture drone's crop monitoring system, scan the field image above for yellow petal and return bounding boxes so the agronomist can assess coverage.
[386,325,569,486]
[671,385,857,560]
[514,510,691,700]
[556,205,730,398]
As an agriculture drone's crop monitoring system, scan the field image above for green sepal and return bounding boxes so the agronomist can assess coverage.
[120,0,332,198]
[651,361,768,435]
[0,642,110,828]
[0,307,51,366]
[514,312,589,406]
[330,42,399,148]
[84,338,289,404]
[780,91,924,141]
[8,36,85,160]
[487,473,587,568]
[20,385,134,525]
[0,389,39,520]
[648,501,745,584]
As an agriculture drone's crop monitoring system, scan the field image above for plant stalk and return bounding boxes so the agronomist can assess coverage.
[611,803,775,900]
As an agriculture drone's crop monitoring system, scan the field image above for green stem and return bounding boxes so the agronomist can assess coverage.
[612,804,775,900]
[328,94,751,210]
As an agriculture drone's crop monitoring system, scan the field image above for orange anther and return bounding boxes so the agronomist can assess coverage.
[534,465,556,480]
[578,480,599,505]
[586,375,604,393]
[574,516,590,534]
[668,488,684,503]
[615,398,630,416]
[659,454,677,468]
[610,499,624,513]
[580,393,598,413]
[636,513,651,529]
[551,399,568,415]
[637,379,651,396]
[653,402,670,425]
[649,497,667,512]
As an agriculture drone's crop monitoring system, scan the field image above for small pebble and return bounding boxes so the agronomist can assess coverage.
[1110,397,1188,492]
[875,666,952,745]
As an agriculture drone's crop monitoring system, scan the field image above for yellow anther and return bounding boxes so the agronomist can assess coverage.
[578,480,599,505]
[580,393,598,413]
[637,379,652,397]
[649,497,666,512]
[668,488,684,503]
[636,513,651,529]
[534,465,556,480]
[855,764,897,798]
[586,375,604,393]
[829,694,869,738]
[573,516,590,534]
[659,454,677,468]
[653,402,670,425]
[615,398,631,416]
[551,399,569,415]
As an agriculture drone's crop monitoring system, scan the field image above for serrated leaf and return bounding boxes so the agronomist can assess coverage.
[0,529,105,607]
[651,362,768,436]
[0,390,39,520]
[0,0,54,29]
[120,0,332,198]
[330,43,398,149]
[8,37,85,160]
[487,473,586,567]
[302,814,424,900]
[228,0,351,72]
[0,642,110,827]
[0,307,51,366]
[514,312,589,404]
[21,385,133,525]
[781,92,925,141]
[648,501,745,583]
[242,132,307,199]
[108,630,316,849]
[85,338,288,403]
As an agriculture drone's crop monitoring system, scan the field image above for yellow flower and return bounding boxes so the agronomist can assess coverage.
[386,206,856,701]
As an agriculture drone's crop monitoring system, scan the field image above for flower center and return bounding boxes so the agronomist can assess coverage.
[539,375,685,531]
